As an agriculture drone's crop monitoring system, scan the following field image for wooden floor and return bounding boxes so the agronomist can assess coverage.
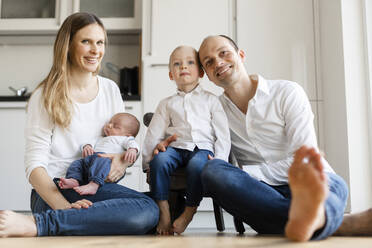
[1,230,372,248]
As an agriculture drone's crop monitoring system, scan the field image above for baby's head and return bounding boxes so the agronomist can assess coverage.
[168,45,204,92]
[103,113,140,137]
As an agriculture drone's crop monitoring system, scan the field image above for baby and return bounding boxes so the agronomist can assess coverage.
[59,112,140,195]
[142,45,231,235]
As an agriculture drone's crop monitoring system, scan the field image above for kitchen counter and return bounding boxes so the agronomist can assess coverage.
[0,94,140,109]
[0,101,27,108]
[0,95,30,101]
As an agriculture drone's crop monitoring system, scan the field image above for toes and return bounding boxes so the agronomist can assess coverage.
[293,146,309,165]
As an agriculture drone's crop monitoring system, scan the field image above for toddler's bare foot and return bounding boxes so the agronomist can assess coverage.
[334,208,372,236]
[285,146,328,242]
[173,206,197,235]
[74,181,99,195]
[59,178,79,189]
[156,200,173,235]
[0,210,37,237]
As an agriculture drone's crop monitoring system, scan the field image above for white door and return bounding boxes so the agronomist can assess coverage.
[142,0,234,58]
[236,0,318,101]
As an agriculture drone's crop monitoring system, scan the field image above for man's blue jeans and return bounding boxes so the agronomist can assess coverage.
[149,146,213,207]
[201,159,348,240]
[30,183,159,236]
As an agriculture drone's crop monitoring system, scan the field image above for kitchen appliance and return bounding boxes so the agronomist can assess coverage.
[120,66,138,96]
[8,86,27,96]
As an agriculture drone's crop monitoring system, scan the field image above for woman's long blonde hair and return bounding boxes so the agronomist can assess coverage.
[35,12,107,129]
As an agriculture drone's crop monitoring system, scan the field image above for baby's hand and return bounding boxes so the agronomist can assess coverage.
[82,145,94,158]
[122,148,137,163]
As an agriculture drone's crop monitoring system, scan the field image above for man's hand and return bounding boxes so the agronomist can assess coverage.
[122,148,137,163]
[208,154,214,160]
[152,134,178,158]
[98,153,130,182]
[82,144,94,158]
[70,199,93,209]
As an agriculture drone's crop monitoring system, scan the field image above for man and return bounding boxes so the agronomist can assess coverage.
[194,35,349,241]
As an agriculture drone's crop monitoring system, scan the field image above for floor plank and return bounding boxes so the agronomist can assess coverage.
[1,231,372,248]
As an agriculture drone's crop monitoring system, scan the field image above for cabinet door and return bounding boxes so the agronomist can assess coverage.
[142,0,234,58]
[73,0,142,30]
[142,58,176,114]
[236,0,317,100]
[0,107,31,211]
[0,0,61,32]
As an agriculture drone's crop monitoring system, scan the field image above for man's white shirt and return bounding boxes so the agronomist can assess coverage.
[219,75,334,185]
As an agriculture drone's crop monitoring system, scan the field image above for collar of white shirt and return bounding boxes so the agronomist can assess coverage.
[176,83,202,96]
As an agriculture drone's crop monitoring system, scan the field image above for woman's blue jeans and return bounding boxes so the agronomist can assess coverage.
[30,183,159,236]
[201,159,348,240]
[149,146,213,207]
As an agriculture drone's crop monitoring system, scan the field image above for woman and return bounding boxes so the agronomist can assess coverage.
[0,12,158,237]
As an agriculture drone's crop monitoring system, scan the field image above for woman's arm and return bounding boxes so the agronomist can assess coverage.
[29,167,92,210]
[25,89,91,209]
[29,167,71,210]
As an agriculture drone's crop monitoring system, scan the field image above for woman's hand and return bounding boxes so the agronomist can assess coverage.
[70,199,93,209]
[152,134,178,158]
[98,153,130,182]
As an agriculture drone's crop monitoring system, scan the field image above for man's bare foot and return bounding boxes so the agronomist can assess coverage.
[0,210,37,237]
[285,146,328,242]
[59,178,79,189]
[334,208,372,236]
[73,181,99,195]
[173,206,197,235]
[156,200,173,235]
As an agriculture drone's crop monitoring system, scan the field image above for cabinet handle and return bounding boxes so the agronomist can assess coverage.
[150,63,168,67]
[149,0,153,56]
[125,106,133,110]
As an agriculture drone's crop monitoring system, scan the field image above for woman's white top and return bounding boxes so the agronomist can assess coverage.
[24,76,125,180]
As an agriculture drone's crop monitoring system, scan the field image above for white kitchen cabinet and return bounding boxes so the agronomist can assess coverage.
[0,105,31,211]
[120,100,148,192]
[141,0,233,112]
[142,0,234,58]
[0,0,62,33]
[236,0,318,101]
[0,0,141,33]
[72,0,141,31]
[141,58,176,114]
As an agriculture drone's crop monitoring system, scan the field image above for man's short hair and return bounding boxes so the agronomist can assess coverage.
[219,35,239,52]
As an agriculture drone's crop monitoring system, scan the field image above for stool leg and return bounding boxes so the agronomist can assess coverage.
[169,190,185,222]
[213,200,225,232]
[233,217,245,234]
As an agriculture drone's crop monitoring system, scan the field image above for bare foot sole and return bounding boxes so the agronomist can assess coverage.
[173,207,197,235]
[334,208,372,236]
[0,210,37,237]
[157,201,173,235]
[73,181,99,195]
[285,146,328,242]
[59,178,79,189]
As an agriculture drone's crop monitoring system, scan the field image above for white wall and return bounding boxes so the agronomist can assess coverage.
[319,0,372,212]
[0,38,139,95]
[0,44,53,95]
